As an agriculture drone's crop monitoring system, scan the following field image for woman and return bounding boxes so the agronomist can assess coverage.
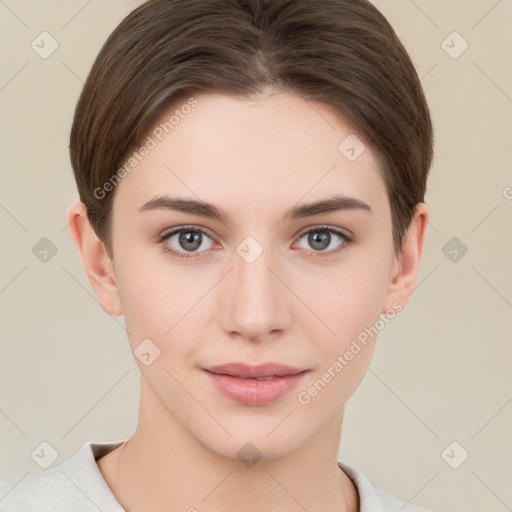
[0,0,433,510]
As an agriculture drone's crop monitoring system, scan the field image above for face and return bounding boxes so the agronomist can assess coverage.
[107,91,402,460]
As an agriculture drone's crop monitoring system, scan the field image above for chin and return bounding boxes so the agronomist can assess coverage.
[193,418,308,464]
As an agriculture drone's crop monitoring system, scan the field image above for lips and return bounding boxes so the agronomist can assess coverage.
[204,362,307,379]
[203,363,310,406]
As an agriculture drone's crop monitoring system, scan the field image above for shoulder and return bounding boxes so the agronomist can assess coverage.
[374,487,432,512]
[338,460,432,512]
[0,441,125,512]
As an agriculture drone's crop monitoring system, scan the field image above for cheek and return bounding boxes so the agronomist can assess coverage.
[306,259,389,345]
[115,256,212,361]
[116,272,171,345]
[297,254,390,400]
[297,271,384,410]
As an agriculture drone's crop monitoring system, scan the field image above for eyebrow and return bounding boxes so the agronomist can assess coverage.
[137,194,372,224]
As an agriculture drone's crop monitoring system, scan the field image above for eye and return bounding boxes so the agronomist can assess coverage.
[157,226,217,259]
[156,224,353,260]
[295,226,353,256]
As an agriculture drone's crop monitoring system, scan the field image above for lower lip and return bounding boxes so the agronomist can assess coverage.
[203,370,309,406]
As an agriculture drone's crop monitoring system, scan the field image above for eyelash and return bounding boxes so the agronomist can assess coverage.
[155,225,354,260]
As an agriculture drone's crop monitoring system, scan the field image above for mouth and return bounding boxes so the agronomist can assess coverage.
[203,362,308,379]
[202,362,310,406]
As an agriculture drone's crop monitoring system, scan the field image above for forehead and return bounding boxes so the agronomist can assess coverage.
[112,92,387,217]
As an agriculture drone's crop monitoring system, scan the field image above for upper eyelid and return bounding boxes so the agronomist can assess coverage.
[161,225,217,240]
[296,224,350,237]
[161,224,349,238]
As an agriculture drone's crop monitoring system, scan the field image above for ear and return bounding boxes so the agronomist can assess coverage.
[381,202,429,314]
[66,201,123,316]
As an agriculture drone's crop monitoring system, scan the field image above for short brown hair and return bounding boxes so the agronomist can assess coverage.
[69,0,434,258]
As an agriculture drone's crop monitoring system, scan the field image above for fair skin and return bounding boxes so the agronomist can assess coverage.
[67,91,428,512]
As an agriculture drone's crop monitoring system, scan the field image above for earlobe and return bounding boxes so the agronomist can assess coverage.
[381,203,429,315]
[66,201,123,316]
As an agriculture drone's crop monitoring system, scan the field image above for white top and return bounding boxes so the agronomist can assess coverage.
[0,440,430,511]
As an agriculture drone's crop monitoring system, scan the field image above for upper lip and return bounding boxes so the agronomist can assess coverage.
[204,362,308,379]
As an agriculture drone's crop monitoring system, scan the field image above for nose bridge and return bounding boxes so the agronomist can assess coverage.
[220,236,290,340]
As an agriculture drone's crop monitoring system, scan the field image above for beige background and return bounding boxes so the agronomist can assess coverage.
[1,1,511,511]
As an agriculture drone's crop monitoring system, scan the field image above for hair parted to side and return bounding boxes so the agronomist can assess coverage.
[69,0,434,259]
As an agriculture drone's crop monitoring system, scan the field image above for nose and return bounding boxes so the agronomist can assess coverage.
[219,242,291,343]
